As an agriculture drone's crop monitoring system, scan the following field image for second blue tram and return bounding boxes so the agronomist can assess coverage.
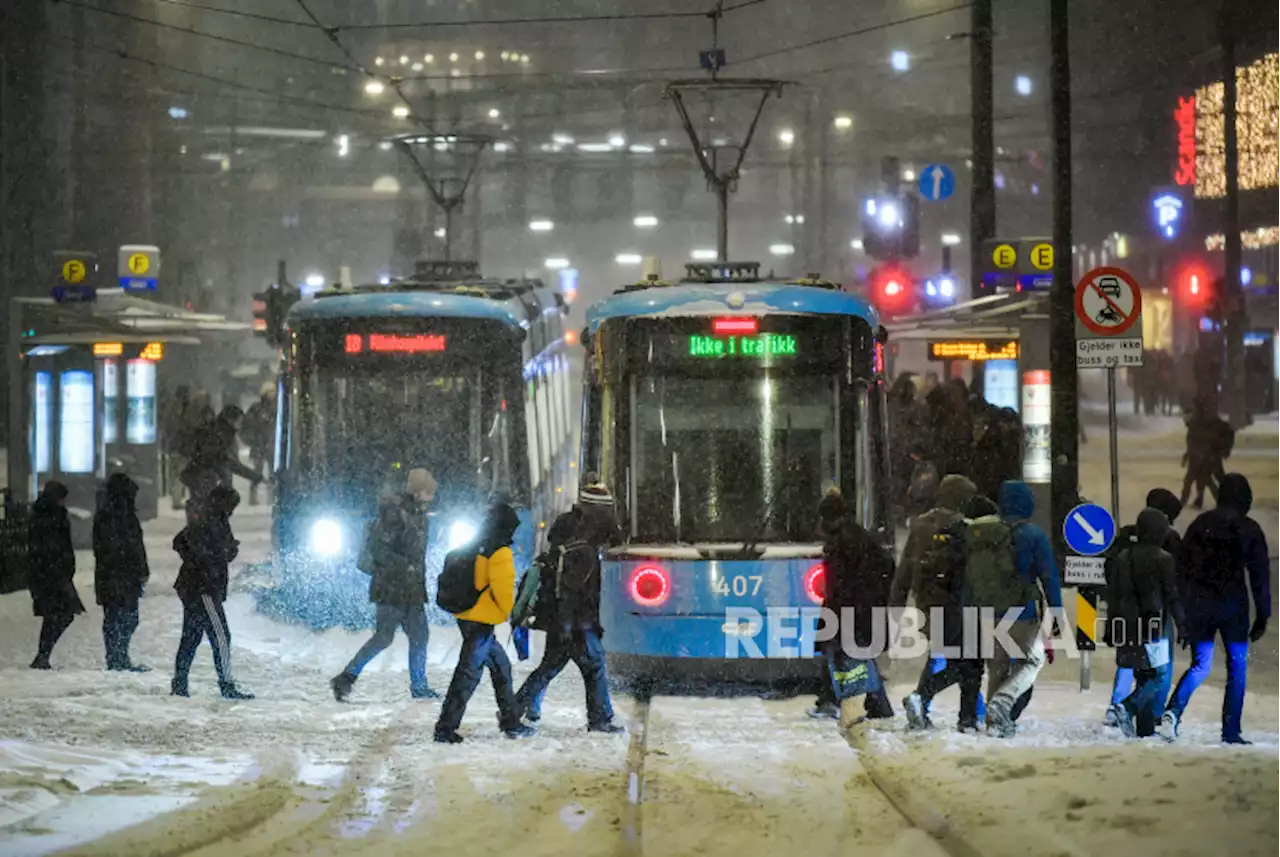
[582,263,892,682]
[260,264,575,629]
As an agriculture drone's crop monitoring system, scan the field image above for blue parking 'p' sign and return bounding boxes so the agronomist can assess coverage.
[1063,503,1116,557]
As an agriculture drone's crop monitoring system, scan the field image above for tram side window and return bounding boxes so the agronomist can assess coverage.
[536,368,552,478]
[525,377,541,489]
[547,359,562,455]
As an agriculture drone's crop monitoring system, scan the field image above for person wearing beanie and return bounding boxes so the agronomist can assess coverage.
[332,468,438,702]
[515,482,625,733]
[1103,488,1183,729]
[1163,474,1271,743]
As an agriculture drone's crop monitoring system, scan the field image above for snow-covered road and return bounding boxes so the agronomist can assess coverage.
[1,415,1277,856]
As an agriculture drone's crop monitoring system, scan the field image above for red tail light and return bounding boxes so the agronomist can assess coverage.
[629,565,670,607]
[804,564,825,604]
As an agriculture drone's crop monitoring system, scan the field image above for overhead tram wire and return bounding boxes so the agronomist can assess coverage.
[334,0,766,31]
[52,0,359,73]
[44,32,389,123]
[140,0,319,28]
[733,2,973,65]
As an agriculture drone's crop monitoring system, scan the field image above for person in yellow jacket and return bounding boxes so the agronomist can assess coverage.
[434,503,536,743]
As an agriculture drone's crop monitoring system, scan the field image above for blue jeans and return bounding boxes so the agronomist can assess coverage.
[1167,606,1251,741]
[926,657,987,721]
[344,604,429,692]
[1112,636,1172,715]
[435,621,521,735]
[103,603,141,669]
[516,629,615,727]
[1123,662,1172,736]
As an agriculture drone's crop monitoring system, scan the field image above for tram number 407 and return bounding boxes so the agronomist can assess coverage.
[713,575,764,597]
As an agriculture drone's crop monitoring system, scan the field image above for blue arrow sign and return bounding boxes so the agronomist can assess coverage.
[919,163,955,202]
[1063,503,1116,557]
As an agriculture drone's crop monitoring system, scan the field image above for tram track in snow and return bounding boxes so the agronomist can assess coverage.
[623,691,976,857]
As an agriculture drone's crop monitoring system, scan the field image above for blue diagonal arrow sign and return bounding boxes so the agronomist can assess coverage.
[1063,503,1116,557]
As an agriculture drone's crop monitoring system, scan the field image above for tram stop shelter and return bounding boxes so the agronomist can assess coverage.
[6,290,249,544]
[883,290,1054,534]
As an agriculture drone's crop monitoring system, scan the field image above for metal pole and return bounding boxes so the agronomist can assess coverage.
[716,182,729,262]
[968,0,995,298]
[1220,5,1246,428]
[1049,0,1078,555]
[444,202,454,263]
[1107,366,1120,517]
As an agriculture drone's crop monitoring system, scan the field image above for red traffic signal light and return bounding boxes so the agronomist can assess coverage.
[1177,261,1212,307]
[868,263,914,316]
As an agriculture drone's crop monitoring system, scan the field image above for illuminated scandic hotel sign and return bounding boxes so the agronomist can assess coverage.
[1174,52,1279,199]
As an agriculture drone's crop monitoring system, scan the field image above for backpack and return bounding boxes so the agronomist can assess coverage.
[963,515,1038,615]
[1182,523,1243,594]
[510,553,546,627]
[356,518,377,575]
[436,546,487,615]
[913,513,965,610]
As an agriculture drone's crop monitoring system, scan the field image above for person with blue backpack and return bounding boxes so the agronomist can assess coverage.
[1162,473,1270,744]
[434,503,535,743]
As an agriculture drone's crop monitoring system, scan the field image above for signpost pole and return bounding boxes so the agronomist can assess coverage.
[1106,366,1120,518]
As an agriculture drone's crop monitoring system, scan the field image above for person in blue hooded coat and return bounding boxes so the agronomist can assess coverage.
[1163,473,1270,744]
[983,480,1064,736]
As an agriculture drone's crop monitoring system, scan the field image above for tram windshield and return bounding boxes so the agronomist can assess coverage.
[288,319,523,507]
[632,373,842,543]
[601,314,873,544]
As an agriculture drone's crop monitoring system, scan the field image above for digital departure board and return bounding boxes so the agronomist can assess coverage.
[927,339,1018,361]
[688,332,798,359]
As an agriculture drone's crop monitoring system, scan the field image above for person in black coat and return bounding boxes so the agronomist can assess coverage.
[171,485,253,700]
[181,405,263,508]
[515,483,624,732]
[809,490,895,721]
[93,473,150,671]
[28,481,84,669]
[1105,507,1185,737]
[331,468,437,702]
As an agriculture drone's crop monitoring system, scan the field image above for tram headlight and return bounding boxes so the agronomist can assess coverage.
[448,519,479,550]
[309,518,344,557]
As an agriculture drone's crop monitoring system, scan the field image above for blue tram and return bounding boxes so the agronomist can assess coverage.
[259,262,575,629]
[582,262,892,683]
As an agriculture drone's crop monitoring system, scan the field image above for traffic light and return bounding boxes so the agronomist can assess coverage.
[1177,261,1212,308]
[252,284,300,347]
[868,263,915,317]
[860,194,920,260]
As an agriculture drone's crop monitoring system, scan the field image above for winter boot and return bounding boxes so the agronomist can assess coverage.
[125,662,153,673]
[219,682,255,701]
[1157,710,1179,741]
[410,684,440,700]
[1103,703,1125,728]
[171,677,190,697]
[1223,735,1252,745]
[504,724,537,740]
[1116,706,1137,738]
[433,730,464,744]
[903,693,932,730]
[30,655,52,670]
[805,702,839,720]
[330,672,356,703]
[588,721,627,735]
[985,700,1016,738]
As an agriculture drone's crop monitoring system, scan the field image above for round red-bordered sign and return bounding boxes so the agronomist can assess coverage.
[1074,266,1142,337]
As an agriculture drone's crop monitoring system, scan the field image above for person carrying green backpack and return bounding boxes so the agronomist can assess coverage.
[965,480,1063,737]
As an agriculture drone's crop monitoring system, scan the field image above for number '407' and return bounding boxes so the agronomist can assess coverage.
[713,575,763,597]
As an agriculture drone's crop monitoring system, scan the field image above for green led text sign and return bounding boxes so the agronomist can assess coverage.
[688,333,798,358]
